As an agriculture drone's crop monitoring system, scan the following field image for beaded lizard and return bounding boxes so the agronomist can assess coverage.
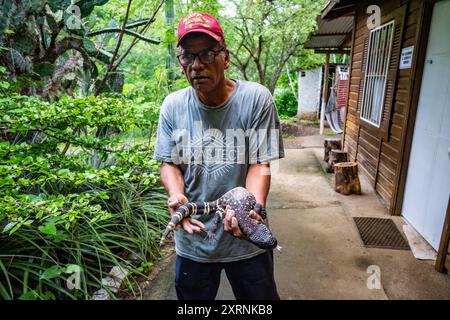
[159,187,280,250]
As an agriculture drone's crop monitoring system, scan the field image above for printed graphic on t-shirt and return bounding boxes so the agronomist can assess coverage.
[170,121,280,179]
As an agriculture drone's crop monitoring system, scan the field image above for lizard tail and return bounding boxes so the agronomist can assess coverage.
[159,201,217,246]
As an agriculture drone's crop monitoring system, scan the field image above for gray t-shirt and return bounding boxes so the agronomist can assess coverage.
[153,80,284,263]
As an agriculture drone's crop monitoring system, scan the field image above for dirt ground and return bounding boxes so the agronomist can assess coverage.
[281,120,336,149]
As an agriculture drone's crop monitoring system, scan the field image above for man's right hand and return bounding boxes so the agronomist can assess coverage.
[167,193,189,215]
[167,193,205,235]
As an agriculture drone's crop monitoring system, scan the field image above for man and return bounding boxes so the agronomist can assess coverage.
[153,11,284,300]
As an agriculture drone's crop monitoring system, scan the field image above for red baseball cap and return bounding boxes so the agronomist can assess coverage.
[177,12,224,46]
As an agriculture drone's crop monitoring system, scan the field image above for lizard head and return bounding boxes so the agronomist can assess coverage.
[248,224,278,250]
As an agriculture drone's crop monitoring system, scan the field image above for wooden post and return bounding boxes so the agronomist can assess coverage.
[324,137,342,162]
[320,50,330,135]
[435,197,450,273]
[327,149,348,173]
[334,162,361,195]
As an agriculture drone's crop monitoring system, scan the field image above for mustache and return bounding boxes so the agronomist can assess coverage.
[191,75,210,79]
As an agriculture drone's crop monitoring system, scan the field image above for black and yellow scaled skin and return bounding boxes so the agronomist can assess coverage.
[159,187,278,250]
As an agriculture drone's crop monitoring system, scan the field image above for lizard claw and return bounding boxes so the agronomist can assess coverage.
[204,230,217,244]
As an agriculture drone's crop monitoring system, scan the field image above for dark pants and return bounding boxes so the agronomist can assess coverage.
[175,251,280,300]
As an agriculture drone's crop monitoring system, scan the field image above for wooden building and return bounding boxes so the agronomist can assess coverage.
[306,0,450,270]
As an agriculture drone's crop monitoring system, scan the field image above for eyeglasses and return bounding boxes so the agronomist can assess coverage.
[177,48,225,67]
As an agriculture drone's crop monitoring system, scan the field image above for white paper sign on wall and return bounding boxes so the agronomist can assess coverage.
[399,46,414,69]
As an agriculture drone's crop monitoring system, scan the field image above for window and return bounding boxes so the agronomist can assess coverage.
[360,20,395,127]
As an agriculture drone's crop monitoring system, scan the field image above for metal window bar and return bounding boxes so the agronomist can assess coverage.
[360,20,395,127]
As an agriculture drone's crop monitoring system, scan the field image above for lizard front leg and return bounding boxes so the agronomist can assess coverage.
[253,203,267,220]
[203,206,225,244]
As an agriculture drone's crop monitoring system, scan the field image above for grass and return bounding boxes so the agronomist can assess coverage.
[279,115,298,122]
[299,118,320,126]
[0,181,169,300]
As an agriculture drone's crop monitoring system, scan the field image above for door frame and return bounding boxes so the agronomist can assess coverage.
[392,0,436,216]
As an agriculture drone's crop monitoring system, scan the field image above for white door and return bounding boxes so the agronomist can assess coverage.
[402,0,450,250]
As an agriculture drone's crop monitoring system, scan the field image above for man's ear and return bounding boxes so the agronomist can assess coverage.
[180,67,185,75]
[224,49,231,70]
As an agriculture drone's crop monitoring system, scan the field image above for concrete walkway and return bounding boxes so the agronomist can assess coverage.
[142,135,450,300]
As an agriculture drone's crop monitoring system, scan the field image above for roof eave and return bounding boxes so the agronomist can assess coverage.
[321,0,358,20]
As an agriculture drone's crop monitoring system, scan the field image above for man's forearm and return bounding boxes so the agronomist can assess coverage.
[245,163,271,207]
[160,162,185,197]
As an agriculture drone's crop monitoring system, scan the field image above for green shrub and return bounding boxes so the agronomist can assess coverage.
[0,93,168,300]
[274,89,297,118]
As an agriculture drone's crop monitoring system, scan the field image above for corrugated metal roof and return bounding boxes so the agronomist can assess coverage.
[304,35,348,48]
[315,16,353,34]
[304,15,354,49]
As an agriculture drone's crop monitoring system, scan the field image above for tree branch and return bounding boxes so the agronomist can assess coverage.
[95,0,134,95]
[255,35,265,84]
[86,28,161,44]
[108,0,166,75]
[43,37,83,63]
[230,57,249,80]
[268,42,302,93]
[42,52,81,99]
[125,17,157,29]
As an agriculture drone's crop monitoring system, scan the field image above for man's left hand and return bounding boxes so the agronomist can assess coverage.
[223,206,266,239]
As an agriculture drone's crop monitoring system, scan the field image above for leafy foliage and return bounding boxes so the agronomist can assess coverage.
[0,0,165,97]
[0,93,168,299]
[221,0,326,93]
[274,89,298,118]
[295,49,326,71]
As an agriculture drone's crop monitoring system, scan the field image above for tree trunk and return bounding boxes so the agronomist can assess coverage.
[334,162,361,195]
[165,0,176,85]
[41,52,81,99]
[327,149,348,173]
[324,137,341,162]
